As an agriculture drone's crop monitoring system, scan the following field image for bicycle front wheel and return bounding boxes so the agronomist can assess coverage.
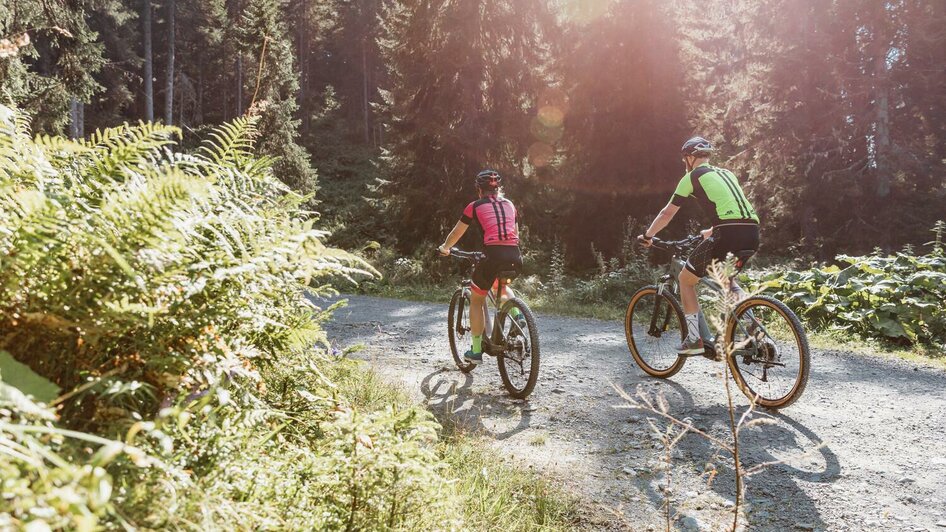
[448,288,476,373]
[725,295,810,409]
[496,298,540,399]
[624,286,686,378]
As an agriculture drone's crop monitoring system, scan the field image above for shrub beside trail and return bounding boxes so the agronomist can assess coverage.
[0,104,579,531]
[758,230,946,348]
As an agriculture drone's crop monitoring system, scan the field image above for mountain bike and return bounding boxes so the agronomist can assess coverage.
[624,236,810,409]
[445,248,540,399]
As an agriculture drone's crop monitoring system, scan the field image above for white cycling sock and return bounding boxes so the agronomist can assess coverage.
[685,313,700,343]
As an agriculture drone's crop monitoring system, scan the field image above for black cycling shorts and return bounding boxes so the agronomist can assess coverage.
[471,245,522,295]
[685,223,760,277]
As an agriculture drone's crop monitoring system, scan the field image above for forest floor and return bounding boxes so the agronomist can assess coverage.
[322,294,946,532]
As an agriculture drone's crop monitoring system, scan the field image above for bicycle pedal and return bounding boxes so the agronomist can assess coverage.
[702,350,722,361]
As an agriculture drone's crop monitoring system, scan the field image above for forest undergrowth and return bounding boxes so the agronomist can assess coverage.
[0,104,580,531]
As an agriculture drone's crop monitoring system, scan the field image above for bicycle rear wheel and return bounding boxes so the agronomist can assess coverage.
[448,288,476,373]
[725,295,810,409]
[624,286,687,378]
[496,298,540,399]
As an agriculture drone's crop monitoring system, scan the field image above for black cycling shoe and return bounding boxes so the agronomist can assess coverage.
[464,349,483,364]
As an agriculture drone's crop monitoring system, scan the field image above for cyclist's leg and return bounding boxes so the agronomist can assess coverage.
[681,237,714,314]
[490,246,524,322]
[720,224,760,301]
[469,290,487,337]
[467,260,496,363]
[719,225,761,332]
[678,238,714,353]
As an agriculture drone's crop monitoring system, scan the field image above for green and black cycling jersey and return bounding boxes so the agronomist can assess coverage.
[670,163,759,226]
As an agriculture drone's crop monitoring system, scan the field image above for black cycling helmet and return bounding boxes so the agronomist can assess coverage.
[475,169,502,189]
[681,136,715,157]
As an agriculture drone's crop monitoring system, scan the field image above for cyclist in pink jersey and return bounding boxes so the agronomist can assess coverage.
[438,170,525,364]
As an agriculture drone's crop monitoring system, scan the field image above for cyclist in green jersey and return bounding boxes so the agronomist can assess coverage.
[639,137,760,355]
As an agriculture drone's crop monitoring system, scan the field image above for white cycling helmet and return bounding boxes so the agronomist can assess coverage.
[681,136,715,156]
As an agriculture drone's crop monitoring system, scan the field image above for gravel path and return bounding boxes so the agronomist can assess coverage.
[321,294,946,532]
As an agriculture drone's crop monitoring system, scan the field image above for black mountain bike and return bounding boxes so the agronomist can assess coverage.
[445,248,540,399]
[624,236,810,409]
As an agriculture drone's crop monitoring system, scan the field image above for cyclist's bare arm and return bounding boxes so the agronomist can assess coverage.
[438,221,469,255]
[640,202,680,245]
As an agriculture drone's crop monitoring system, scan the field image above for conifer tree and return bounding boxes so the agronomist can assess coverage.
[237,0,316,192]
[557,0,689,257]
[378,0,557,247]
[678,0,946,254]
[0,0,105,132]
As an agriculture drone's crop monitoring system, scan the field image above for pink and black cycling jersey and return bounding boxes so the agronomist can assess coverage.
[460,195,519,246]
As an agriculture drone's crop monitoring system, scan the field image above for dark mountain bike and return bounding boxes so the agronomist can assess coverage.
[624,236,810,409]
[445,248,540,399]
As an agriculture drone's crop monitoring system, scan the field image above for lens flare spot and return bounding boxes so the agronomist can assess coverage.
[531,116,563,144]
[528,142,554,168]
[538,87,569,115]
[538,105,565,128]
[560,0,611,25]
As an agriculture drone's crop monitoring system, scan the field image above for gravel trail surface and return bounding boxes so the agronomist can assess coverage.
[322,295,946,532]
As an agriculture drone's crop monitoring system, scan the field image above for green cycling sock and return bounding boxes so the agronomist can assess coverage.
[471,335,483,354]
[508,307,522,319]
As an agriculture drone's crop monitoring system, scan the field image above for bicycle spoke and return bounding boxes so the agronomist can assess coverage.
[627,289,684,375]
[499,307,533,392]
[729,300,805,405]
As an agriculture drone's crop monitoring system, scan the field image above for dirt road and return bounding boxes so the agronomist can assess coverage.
[322,295,946,531]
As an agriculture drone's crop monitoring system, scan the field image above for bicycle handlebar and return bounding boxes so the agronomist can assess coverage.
[647,235,703,254]
[446,248,486,262]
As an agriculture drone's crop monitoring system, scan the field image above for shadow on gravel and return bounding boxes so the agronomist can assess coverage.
[621,380,839,531]
[419,368,532,441]
[813,349,946,396]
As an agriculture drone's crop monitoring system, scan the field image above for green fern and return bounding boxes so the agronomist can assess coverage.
[0,101,572,531]
[198,115,259,167]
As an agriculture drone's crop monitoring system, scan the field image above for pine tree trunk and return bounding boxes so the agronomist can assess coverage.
[799,5,819,250]
[178,74,184,126]
[299,1,310,134]
[872,3,891,199]
[165,0,176,125]
[77,102,85,138]
[142,0,154,122]
[363,39,370,144]
[237,55,244,115]
[874,51,891,198]
[197,56,204,124]
[69,97,79,139]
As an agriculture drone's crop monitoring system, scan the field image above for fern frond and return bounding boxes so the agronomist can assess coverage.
[79,122,181,181]
[197,116,260,167]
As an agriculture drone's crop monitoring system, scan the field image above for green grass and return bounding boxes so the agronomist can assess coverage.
[441,436,580,531]
[803,328,946,369]
[330,357,585,531]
